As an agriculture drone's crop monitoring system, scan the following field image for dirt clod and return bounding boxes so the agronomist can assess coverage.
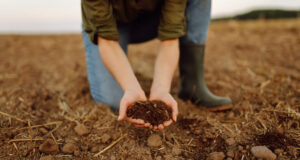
[101,133,111,143]
[62,143,77,154]
[81,145,89,151]
[172,146,182,156]
[274,148,283,155]
[226,150,234,158]
[39,139,58,154]
[206,152,225,160]
[91,146,99,153]
[147,134,162,147]
[127,100,172,125]
[74,124,89,136]
[251,146,276,160]
[225,138,235,146]
[74,150,80,156]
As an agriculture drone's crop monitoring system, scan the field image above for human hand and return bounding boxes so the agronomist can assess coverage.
[149,89,178,130]
[118,89,149,128]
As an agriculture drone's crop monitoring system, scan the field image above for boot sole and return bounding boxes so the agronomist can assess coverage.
[205,105,233,112]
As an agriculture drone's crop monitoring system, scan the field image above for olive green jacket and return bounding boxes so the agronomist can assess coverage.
[81,0,187,45]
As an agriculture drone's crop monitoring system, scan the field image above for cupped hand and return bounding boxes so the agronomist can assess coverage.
[149,90,178,130]
[118,89,148,128]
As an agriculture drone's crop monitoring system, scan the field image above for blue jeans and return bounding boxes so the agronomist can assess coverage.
[82,0,211,110]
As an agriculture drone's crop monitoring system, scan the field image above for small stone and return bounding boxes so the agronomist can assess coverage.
[274,149,283,155]
[147,134,162,147]
[0,97,6,104]
[40,155,53,160]
[172,146,182,156]
[62,143,77,154]
[226,150,234,158]
[110,155,116,160]
[39,128,48,134]
[238,145,243,151]
[74,124,89,136]
[74,150,80,156]
[101,133,111,143]
[39,139,58,154]
[206,152,225,160]
[81,145,88,151]
[91,146,99,153]
[60,131,68,137]
[225,138,235,146]
[251,146,276,160]
[227,112,235,119]
[37,111,43,117]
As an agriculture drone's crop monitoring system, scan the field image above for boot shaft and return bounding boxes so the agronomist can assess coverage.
[179,44,206,84]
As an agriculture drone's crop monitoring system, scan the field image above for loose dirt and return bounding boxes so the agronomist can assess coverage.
[0,19,299,159]
[127,100,172,125]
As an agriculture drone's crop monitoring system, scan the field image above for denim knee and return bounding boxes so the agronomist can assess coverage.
[180,0,211,45]
[90,84,123,110]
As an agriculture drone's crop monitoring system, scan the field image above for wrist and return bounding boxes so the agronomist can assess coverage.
[125,86,144,95]
[151,84,169,94]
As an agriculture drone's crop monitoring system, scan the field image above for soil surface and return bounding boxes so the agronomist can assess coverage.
[127,100,172,125]
[0,19,299,160]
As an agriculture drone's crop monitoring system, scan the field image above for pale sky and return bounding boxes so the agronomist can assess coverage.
[0,0,299,33]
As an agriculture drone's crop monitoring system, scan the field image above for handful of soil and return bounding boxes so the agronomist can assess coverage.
[127,100,172,126]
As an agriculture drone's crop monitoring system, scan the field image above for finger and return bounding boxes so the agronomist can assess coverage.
[127,117,145,125]
[139,93,147,101]
[158,124,164,130]
[149,94,157,101]
[171,101,178,122]
[163,120,173,127]
[118,99,128,121]
[144,123,151,127]
[149,125,153,129]
[153,126,158,130]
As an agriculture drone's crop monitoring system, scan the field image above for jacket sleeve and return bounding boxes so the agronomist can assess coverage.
[158,0,187,40]
[81,0,119,45]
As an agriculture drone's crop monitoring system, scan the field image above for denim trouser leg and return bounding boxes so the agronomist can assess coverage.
[180,0,211,45]
[81,26,129,110]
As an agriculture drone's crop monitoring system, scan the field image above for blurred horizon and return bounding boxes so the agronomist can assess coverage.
[0,0,299,34]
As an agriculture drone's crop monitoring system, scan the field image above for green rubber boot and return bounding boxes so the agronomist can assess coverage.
[178,44,232,111]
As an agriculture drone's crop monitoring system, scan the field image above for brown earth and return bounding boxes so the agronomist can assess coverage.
[0,19,299,160]
[127,100,172,126]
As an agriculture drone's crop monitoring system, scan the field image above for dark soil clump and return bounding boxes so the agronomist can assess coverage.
[127,100,172,125]
[255,132,299,150]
